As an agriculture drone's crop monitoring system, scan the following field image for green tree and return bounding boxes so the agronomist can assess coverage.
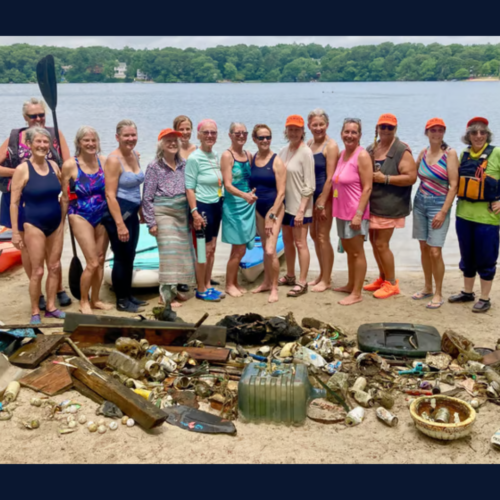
[224,62,237,80]
[455,68,469,80]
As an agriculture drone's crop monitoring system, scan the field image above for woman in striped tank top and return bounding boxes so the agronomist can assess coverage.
[412,118,459,309]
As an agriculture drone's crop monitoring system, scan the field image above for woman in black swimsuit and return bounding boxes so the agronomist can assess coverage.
[10,127,65,324]
[249,124,286,303]
[307,109,339,292]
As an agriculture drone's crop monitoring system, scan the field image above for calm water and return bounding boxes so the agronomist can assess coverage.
[2,81,499,273]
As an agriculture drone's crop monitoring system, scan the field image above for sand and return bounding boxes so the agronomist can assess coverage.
[1,263,499,464]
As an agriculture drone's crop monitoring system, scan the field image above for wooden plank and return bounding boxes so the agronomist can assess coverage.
[70,324,192,346]
[71,358,166,429]
[63,312,226,347]
[57,343,115,356]
[18,360,72,396]
[163,346,230,362]
[9,334,68,368]
[71,377,105,405]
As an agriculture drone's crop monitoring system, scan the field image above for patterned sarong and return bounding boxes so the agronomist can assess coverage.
[154,195,196,285]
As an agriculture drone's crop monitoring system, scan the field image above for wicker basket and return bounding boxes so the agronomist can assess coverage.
[410,395,476,441]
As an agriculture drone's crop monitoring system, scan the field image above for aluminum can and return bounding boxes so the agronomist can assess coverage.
[376,407,398,427]
[345,406,365,426]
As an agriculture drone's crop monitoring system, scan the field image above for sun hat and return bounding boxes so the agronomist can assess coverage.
[425,118,446,130]
[158,128,182,141]
[285,115,305,127]
[467,117,489,128]
[377,113,398,126]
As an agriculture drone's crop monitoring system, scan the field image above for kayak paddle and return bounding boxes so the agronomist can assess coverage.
[36,55,83,300]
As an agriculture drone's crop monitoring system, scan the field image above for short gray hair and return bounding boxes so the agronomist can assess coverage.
[74,126,101,156]
[229,122,246,134]
[25,126,51,144]
[462,122,493,145]
[284,127,306,142]
[22,97,46,117]
[155,137,182,163]
[116,119,137,135]
[307,108,329,125]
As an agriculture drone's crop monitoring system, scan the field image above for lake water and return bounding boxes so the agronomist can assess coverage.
[1,81,499,274]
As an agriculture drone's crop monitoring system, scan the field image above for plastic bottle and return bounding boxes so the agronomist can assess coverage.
[238,363,326,425]
[107,351,144,379]
[3,381,20,403]
[196,212,207,264]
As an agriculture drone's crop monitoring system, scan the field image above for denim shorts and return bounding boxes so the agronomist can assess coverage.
[412,191,450,247]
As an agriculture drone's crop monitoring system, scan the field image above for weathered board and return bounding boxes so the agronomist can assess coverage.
[19,360,72,396]
[70,358,166,429]
[9,334,68,368]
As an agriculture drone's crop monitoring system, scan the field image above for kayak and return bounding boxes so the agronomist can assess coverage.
[0,242,22,273]
[104,225,160,288]
[239,231,284,283]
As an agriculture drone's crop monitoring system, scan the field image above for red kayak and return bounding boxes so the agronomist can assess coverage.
[0,226,22,272]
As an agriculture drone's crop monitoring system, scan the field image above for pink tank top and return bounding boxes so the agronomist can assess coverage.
[332,146,370,220]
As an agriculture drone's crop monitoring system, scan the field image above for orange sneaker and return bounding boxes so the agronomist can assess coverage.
[373,280,400,299]
[363,276,384,292]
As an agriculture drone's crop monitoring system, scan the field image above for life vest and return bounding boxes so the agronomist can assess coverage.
[0,127,61,193]
[457,145,500,202]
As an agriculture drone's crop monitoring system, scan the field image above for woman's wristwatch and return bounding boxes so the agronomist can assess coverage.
[269,213,276,220]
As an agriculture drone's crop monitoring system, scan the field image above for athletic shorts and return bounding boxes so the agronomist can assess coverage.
[283,212,313,227]
[197,199,223,243]
[336,218,369,241]
[369,214,405,230]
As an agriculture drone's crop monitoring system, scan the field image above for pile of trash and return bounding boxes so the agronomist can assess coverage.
[1,312,500,449]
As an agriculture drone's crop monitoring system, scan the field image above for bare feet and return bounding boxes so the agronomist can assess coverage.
[338,293,363,306]
[308,276,321,286]
[268,289,279,303]
[312,281,332,293]
[171,300,182,308]
[237,286,248,295]
[79,302,93,314]
[333,285,353,294]
[225,285,243,298]
[91,301,114,311]
[252,283,271,294]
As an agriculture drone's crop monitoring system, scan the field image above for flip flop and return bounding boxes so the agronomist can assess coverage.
[426,300,444,309]
[412,291,433,300]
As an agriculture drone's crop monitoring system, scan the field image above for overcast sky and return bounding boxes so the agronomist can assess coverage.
[0,36,499,50]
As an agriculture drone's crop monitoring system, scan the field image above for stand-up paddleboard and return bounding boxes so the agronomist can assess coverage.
[239,232,284,283]
[104,225,160,288]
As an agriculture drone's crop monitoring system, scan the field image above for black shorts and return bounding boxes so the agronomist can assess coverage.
[197,199,223,243]
[283,212,313,227]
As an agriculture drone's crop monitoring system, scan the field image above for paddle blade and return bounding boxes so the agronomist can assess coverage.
[68,256,83,300]
[36,55,57,111]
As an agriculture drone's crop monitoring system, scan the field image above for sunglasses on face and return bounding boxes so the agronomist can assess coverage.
[256,135,272,141]
[232,131,248,137]
[27,113,45,119]
[471,130,487,136]
[379,124,395,131]
[202,131,217,136]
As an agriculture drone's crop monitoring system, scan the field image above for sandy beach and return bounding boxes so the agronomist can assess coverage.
[1,242,500,464]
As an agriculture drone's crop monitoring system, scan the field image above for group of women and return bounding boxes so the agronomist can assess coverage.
[1,97,499,324]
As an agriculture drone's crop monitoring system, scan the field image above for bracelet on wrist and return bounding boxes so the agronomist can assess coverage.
[355,210,363,216]
[191,207,198,214]
[385,175,390,185]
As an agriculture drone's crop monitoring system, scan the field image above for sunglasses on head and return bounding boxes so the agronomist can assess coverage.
[201,131,217,136]
[379,124,395,131]
[344,117,361,123]
[256,135,272,141]
[471,130,487,136]
[232,131,248,137]
[27,113,45,119]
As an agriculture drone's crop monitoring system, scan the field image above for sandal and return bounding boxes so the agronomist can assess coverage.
[426,299,444,309]
[278,275,296,287]
[472,299,491,313]
[412,291,433,300]
[287,282,308,297]
[448,291,475,303]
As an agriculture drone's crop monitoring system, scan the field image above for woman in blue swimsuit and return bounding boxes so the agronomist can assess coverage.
[249,124,286,303]
[10,127,65,324]
[306,109,339,292]
[61,126,112,315]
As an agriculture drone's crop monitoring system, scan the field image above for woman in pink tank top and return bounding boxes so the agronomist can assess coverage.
[332,119,373,306]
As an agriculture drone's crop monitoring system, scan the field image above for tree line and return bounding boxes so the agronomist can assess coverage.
[1,42,500,84]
